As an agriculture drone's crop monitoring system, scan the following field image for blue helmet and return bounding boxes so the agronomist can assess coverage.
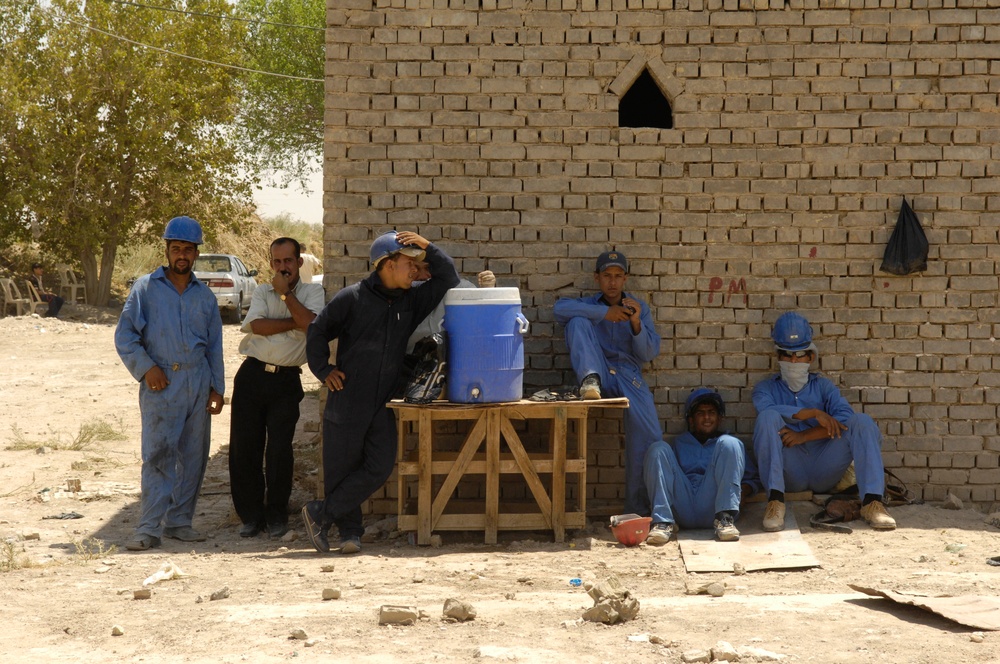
[685,388,725,419]
[370,231,425,268]
[771,312,813,352]
[162,216,203,245]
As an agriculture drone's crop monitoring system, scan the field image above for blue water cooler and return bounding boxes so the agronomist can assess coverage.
[443,287,529,403]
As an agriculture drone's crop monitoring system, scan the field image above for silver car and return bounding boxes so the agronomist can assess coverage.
[193,254,258,324]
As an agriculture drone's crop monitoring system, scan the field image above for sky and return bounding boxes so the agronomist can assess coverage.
[252,168,323,225]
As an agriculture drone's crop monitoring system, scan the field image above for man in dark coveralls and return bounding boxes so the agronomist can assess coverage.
[301,230,459,553]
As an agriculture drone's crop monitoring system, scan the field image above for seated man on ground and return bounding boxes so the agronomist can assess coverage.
[752,312,895,533]
[554,250,662,515]
[644,388,759,544]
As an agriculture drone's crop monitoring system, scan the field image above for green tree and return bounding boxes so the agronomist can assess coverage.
[235,0,324,182]
[0,0,252,305]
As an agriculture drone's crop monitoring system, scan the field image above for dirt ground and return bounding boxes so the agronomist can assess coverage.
[2,306,1000,663]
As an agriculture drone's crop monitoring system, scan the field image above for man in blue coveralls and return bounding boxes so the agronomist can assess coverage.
[643,388,760,544]
[115,216,225,551]
[753,312,895,532]
[301,231,459,554]
[554,250,662,515]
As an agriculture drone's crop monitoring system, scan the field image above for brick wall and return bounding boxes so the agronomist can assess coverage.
[323,0,1000,513]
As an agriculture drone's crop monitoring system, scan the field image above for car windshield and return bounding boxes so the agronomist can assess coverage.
[194,257,232,273]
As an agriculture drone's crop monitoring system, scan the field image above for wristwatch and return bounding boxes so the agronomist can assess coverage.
[280,292,288,302]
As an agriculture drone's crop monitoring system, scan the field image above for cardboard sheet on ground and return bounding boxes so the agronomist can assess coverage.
[849,585,1000,631]
[679,502,820,573]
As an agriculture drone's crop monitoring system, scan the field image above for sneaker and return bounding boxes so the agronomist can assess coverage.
[301,501,330,553]
[860,501,896,531]
[339,536,361,555]
[125,534,161,551]
[580,374,602,400]
[762,500,786,532]
[713,514,740,542]
[645,522,678,546]
[162,526,207,542]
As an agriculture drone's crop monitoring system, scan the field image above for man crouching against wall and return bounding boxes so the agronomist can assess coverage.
[301,231,459,554]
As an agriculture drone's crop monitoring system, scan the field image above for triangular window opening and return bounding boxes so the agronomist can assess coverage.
[619,69,673,129]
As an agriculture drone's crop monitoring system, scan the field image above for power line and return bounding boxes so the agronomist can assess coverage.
[48,8,323,83]
[102,0,325,33]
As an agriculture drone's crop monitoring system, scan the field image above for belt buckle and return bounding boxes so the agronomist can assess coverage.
[172,363,180,371]
[264,363,278,374]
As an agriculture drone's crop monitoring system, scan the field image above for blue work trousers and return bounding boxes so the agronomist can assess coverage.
[136,366,212,538]
[565,318,663,514]
[643,437,745,528]
[753,410,885,496]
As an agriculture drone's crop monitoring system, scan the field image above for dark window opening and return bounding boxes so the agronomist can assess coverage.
[619,69,673,129]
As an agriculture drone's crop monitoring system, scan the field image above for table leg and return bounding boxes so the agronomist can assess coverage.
[551,406,567,543]
[485,409,500,545]
[417,409,432,546]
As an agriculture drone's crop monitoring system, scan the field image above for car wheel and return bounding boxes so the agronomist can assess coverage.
[227,295,243,325]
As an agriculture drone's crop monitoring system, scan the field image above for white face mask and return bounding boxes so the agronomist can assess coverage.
[779,361,810,393]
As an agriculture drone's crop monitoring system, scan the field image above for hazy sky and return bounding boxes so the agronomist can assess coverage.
[252,168,323,225]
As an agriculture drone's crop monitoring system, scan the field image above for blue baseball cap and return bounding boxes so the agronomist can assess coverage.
[595,250,628,273]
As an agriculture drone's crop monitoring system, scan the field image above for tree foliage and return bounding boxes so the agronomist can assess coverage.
[0,0,253,305]
[234,0,325,182]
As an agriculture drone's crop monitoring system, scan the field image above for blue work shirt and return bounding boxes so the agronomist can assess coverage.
[752,373,854,431]
[553,292,660,372]
[671,430,761,494]
[115,266,225,395]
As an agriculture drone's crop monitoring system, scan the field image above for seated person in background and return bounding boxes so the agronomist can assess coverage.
[753,311,895,533]
[554,250,661,515]
[405,263,492,353]
[298,244,322,283]
[643,388,759,544]
[29,262,64,318]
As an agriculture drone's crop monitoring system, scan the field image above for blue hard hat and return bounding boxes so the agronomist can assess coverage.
[162,216,203,245]
[370,231,425,268]
[771,312,814,352]
[684,388,725,419]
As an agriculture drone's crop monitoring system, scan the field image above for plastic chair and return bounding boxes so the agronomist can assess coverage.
[0,278,31,316]
[56,264,87,303]
[24,280,50,316]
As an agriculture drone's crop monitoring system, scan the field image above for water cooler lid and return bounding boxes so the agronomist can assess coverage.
[444,287,521,305]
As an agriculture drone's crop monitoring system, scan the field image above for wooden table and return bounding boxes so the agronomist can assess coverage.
[388,398,628,545]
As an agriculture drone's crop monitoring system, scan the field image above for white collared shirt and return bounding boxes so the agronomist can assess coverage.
[238,279,325,367]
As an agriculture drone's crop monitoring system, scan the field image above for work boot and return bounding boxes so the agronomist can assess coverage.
[645,522,678,546]
[713,513,740,542]
[762,500,785,532]
[338,536,362,555]
[860,501,896,530]
[162,526,207,542]
[239,521,262,538]
[301,501,330,553]
[268,520,289,539]
[580,374,601,400]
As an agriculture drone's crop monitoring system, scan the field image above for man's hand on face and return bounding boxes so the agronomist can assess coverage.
[271,270,291,295]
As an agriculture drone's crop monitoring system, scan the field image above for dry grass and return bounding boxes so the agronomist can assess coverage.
[72,537,117,561]
[0,540,34,573]
[5,417,128,452]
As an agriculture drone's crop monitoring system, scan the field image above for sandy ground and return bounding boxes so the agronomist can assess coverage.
[2,306,1000,663]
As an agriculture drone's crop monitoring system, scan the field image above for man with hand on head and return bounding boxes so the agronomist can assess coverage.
[115,216,224,551]
[643,389,759,544]
[554,250,662,516]
[229,237,325,539]
[753,311,895,533]
[301,230,459,554]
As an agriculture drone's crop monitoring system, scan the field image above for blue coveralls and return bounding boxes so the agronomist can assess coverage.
[115,267,225,539]
[752,373,885,497]
[306,243,460,540]
[643,432,760,528]
[553,292,662,514]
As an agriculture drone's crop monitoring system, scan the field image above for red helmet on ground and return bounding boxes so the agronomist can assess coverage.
[609,514,652,547]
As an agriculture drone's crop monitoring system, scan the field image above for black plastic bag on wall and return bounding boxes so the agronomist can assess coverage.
[880,198,929,275]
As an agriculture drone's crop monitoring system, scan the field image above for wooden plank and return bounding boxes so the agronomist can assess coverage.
[399,513,587,532]
[417,409,433,546]
[575,415,588,516]
[678,502,820,573]
[430,413,487,526]
[396,418,408,522]
[398,456,586,476]
[498,416,552,528]
[550,406,568,543]
[485,409,500,544]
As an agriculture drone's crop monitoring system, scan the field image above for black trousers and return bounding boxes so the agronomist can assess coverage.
[320,406,397,539]
[229,358,304,526]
